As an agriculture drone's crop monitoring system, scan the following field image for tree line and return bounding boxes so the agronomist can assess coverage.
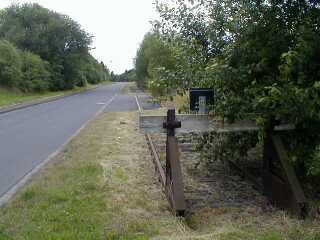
[134,0,320,178]
[0,3,111,93]
[110,69,136,82]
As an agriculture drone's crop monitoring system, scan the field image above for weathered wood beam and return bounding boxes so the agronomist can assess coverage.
[140,114,295,133]
[166,136,186,216]
[263,133,308,218]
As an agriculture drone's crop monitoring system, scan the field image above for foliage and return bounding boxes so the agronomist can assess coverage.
[146,0,320,177]
[195,131,260,170]
[84,57,110,85]
[134,32,177,95]
[20,51,51,92]
[0,3,110,92]
[0,40,22,87]
[111,69,136,82]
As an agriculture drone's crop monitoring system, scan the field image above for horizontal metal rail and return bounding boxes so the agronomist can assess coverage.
[146,133,166,187]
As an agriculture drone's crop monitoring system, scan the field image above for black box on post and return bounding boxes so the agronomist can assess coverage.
[189,88,214,114]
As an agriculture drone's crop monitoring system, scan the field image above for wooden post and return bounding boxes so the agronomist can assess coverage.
[164,109,186,216]
[141,113,307,217]
[263,128,308,218]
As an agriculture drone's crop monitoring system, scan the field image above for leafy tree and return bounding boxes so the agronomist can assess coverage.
[0,40,22,87]
[120,69,136,82]
[134,32,177,95]
[152,0,320,177]
[83,55,110,85]
[20,51,51,92]
[0,3,106,91]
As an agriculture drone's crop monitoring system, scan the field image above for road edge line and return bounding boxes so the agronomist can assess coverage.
[135,95,143,114]
[0,94,117,208]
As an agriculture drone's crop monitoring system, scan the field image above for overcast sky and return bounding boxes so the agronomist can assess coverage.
[0,0,158,74]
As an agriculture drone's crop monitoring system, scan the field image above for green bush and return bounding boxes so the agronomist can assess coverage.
[150,0,320,178]
[0,40,22,87]
[134,32,176,91]
[0,4,111,91]
[20,51,51,92]
[84,55,109,85]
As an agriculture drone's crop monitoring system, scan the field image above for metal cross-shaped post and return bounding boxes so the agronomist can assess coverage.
[163,109,186,216]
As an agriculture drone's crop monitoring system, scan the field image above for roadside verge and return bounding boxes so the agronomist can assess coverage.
[0,84,104,115]
[0,93,117,208]
[0,111,184,239]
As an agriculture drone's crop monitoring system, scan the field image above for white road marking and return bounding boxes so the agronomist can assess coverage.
[135,95,143,113]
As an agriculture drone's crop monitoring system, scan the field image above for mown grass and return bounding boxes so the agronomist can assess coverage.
[0,88,60,107]
[0,112,183,240]
[0,107,319,239]
[0,130,108,239]
[0,81,110,108]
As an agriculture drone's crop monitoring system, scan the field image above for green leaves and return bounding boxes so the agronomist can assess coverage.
[20,51,51,92]
[0,40,22,87]
[0,4,110,92]
[149,0,320,177]
[134,32,178,92]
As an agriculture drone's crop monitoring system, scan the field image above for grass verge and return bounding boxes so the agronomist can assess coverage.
[0,109,319,239]
[0,81,111,108]
[0,112,183,239]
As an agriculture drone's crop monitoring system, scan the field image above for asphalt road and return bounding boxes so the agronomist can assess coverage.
[0,82,138,201]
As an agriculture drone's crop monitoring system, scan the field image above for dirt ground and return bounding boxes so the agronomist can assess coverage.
[1,104,320,239]
[142,107,320,240]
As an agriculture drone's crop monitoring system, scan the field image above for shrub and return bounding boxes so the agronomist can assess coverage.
[0,40,22,87]
[20,51,51,92]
